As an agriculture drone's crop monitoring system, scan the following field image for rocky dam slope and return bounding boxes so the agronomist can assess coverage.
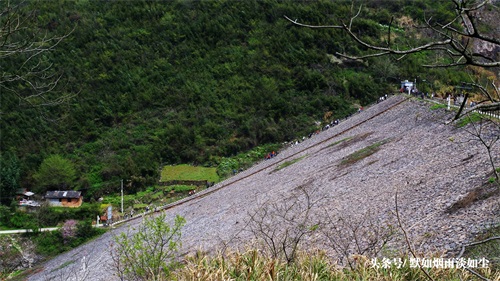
[28,95,499,280]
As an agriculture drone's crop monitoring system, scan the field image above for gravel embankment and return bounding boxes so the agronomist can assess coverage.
[28,95,499,281]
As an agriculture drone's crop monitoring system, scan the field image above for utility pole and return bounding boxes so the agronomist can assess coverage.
[121,179,124,214]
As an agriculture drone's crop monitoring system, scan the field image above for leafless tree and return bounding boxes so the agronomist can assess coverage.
[461,112,500,181]
[246,182,322,264]
[284,0,500,115]
[285,0,500,182]
[458,80,500,119]
[1,0,76,112]
[320,209,396,269]
[394,185,436,281]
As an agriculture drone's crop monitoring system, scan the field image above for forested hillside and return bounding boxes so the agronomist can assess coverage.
[1,0,477,199]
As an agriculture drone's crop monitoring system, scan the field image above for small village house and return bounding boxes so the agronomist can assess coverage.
[16,188,32,201]
[16,189,40,207]
[44,190,83,207]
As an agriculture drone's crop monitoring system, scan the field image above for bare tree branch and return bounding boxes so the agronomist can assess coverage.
[455,235,500,281]
[457,236,500,259]
[320,209,395,269]
[447,80,499,122]
[460,115,500,181]
[395,185,435,281]
[348,2,363,31]
[285,0,500,127]
[283,15,342,29]
[0,0,76,112]
[284,0,499,68]
[246,182,322,264]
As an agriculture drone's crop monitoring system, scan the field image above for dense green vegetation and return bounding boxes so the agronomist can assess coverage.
[1,0,478,201]
[101,184,198,212]
[0,202,101,229]
[32,219,106,256]
[0,221,105,280]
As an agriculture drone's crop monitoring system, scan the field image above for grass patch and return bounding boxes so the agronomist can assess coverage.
[336,132,373,150]
[456,112,483,128]
[430,103,447,110]
[320,132,373,155]
[340,139,390,166]
[173,185,195,192]
[161,164,219,182]
[50,260,76,273]
[327,136,354,148]
[174,249,498,280]
[274,156,306,172]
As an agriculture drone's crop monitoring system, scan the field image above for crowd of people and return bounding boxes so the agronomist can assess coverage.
[265,151,278,160]
[263,94,393,160]
[377,94,388,103]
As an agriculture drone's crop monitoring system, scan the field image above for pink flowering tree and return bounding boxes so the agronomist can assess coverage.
[61,220,78,244]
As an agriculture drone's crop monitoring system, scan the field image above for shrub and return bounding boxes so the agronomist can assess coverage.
[35,231,67,256]
[110,214,186,281]
[9,211,33,229]
[76,220,100,239]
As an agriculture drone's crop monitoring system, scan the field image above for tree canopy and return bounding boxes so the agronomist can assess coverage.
[1,0,491,199]
[32,155,76,193]
[0,151,20,205]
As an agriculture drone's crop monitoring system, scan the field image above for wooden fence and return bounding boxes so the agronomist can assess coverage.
[471,108,500,120]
